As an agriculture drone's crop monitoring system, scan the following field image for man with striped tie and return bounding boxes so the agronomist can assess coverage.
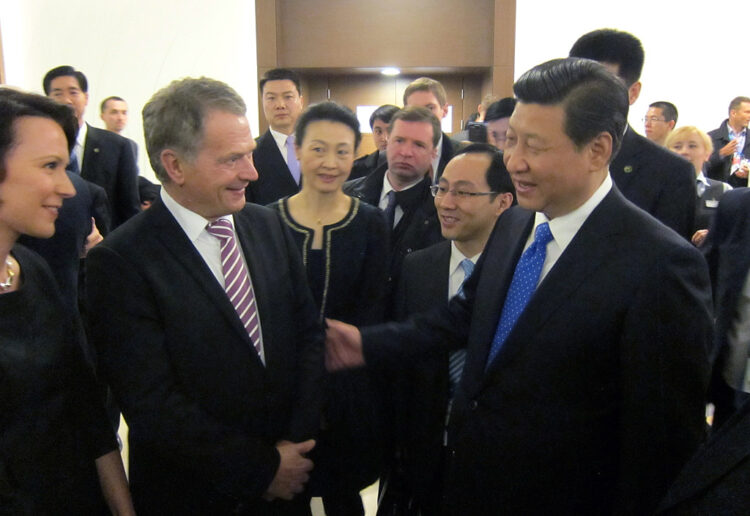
[86,77,324,515]
[379,143,514,515]
[326,58,712,515]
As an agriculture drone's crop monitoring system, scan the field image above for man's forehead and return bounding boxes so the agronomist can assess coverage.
[262,80,299,96]
[50,76,82,90]
[442,154,490,184]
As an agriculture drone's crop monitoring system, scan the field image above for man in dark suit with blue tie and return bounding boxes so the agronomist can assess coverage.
[44,66,140,229]
[86,77,324,515]
[245,68,304,205]
[326,58,712,515]
[379,144,514,515]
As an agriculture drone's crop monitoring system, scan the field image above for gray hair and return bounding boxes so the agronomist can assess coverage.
[142,77,246,183]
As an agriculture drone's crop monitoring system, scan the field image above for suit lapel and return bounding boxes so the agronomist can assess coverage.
[81,124,101,178]
[259,130,298,190]
[476,190,625,383]
[150,201,261,361]
[461,208,534,399]
[233,209,276,368]
[610,126,641,191]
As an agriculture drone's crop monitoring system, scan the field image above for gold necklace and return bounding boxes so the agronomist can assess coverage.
[0,258,15,292]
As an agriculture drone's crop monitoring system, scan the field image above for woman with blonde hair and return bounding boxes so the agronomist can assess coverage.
[666,125,731,246]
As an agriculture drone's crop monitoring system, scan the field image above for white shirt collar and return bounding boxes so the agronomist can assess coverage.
[696,171,710,188]
[270,127,292,147]
[77,122,88,148]
[449,241,480,275]
[532,173,613,255]
[160,187,235,243]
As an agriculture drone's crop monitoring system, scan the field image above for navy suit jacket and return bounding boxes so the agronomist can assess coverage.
[86,199,324,514]
[704,188,750,410]
[246,130,300,205]
[363,186,712,515]
[610,126,696,240]
[707,121,750,187]
[81,125,140,228]
[657,397,750,515]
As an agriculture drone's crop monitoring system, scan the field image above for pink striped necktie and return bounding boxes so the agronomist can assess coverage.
[206,219,263,360]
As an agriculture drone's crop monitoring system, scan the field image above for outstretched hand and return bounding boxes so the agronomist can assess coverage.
[324,318,365,371]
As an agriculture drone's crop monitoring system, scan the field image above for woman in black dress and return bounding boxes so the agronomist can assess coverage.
[271,101,389,515]
[0,89,133,514]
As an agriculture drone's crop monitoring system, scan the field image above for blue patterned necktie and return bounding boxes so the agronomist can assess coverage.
[486,222,553,369]
[448,258,475,397]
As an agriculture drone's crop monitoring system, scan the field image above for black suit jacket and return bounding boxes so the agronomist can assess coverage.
[435,132,456,181]
[81,125,140,229]
[388,240,452,514]
[363,186,712,515]
[350,149,383,181]
[707,120,750,187]
[704,187,750,422]
[86,199,324,514]
[611,125,696,240]
[246,130,300,205]
[343,164,443,288]
[657,397,750,515]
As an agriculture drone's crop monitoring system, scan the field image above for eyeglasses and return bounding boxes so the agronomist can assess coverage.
[642,117,667,123]
[430,185,498,199]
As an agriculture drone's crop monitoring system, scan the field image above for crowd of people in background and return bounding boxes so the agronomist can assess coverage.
[1,25,750,516]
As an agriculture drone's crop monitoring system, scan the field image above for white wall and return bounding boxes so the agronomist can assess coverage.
[515,1,748,135]
[1,0,258,181]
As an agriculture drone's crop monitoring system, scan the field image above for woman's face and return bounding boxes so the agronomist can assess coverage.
[668,132,711,176]
[0,116,75,241]
[296,120,355,193]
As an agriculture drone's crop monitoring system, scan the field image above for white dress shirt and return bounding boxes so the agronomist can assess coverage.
[379,171,424,227]
[448,242,480,299]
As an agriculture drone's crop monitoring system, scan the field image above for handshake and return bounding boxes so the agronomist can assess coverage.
[324,319,366,371]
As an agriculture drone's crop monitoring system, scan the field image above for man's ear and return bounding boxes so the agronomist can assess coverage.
[588,132,614,170]
[494,192,514,215]
[667,120,676,131]
[627,81,642,105]
[160,149,187,185]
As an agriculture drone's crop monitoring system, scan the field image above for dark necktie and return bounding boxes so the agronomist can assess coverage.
[383,190,397,228]
[67,152,80,174]
[448,258,475,397]
[206,219,263,362]
[486,222,553,369]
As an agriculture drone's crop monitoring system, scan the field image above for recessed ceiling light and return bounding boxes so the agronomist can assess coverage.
[381,67,400,76]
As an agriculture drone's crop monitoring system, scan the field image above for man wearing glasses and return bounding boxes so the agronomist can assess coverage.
[644,101,678,147]
[380,144,515,514]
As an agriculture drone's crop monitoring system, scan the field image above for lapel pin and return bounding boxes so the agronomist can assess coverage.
[94,147,100,153]
[624,165,633,173]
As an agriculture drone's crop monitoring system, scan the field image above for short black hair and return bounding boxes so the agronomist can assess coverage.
[369,104,400,129]
[484,97,517,122]
[259,68,301,96]
[295,101,362,150]
[0,87,78,183]
[513,57,629,164]
[43,65,88,95]
[568,29,644,87]
[100,95,125,113]
[649,101,678,123]
[453,142,516,202]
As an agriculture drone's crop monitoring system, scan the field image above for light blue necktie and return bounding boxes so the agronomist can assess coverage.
[67,152,80,174]
[285,134,301,185]
[448,258,475,397]
[486,222,553,369]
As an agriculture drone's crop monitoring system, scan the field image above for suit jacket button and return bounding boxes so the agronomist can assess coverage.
[469,400,478,410]
[406,248,412,253]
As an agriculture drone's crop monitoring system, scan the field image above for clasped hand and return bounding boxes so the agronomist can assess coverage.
[324,318,365,371]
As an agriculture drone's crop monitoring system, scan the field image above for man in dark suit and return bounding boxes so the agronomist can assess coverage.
[570,29,696,241]
[403,77,458,182]
[703,187,750,428]
[327,58,712,515]
[380,144,514,515]
[344,107,444,292]
[43,66,140,229]
[656,396,750,515]
[706,96,750,187]
[350,104,399,181]
[246,68,304,205]
[86,77,324,515]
